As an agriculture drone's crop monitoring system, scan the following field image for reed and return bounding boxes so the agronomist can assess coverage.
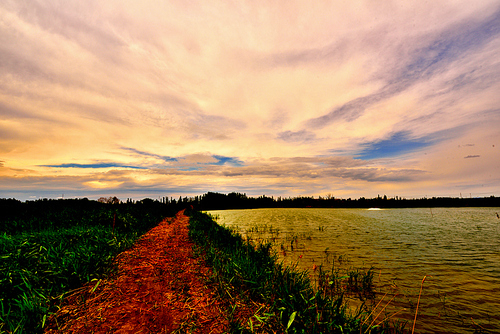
[188,211,405,333]
[411,275,429,334]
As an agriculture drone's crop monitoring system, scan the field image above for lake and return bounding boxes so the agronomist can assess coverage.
[207,207,500,333]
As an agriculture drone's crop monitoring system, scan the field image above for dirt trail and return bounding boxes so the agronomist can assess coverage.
[46,210,229,333]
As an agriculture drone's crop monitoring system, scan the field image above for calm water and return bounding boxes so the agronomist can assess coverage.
[207,207,500,333]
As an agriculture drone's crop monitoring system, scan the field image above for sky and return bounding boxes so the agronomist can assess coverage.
[1,0,499,201]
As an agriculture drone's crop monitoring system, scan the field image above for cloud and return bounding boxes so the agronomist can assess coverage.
[0,1,499,200]
[40,162,147,169]
[159,154,244,171]
[306,94,380,128]
[216,156,424,183]
[394,9,500,83]
[259,38,351,68]
[305,9,500,129]
[36,151,244,174]
[121,147,177,163]
[277,130,317,143]
[183,111,247,141]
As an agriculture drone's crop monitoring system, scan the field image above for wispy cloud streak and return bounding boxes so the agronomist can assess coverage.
[306,9,500,130]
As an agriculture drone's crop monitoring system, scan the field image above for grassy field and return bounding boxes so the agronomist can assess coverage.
[188,210,408,333]
[0,198,176,334]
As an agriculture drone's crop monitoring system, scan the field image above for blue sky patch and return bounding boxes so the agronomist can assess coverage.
[41,163,147,169]
[356,131,434,160]
[211,155,243,166]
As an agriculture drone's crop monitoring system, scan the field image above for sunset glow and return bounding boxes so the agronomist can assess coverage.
[1,1,499,200]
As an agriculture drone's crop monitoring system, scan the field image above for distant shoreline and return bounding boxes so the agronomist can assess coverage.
[2,193,500,212]
[194,192,500,211]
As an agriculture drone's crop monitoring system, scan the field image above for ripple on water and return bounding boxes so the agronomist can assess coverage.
[209,207,500,333]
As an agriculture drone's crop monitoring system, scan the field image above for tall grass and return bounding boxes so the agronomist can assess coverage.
[0,198,175,334]
[188,210,404,333]
[0,227,132,333]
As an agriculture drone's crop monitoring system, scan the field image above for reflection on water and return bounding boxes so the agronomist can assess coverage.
[208,207,500,333]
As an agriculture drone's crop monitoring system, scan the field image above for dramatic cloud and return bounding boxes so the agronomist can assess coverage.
[1,0,499,200]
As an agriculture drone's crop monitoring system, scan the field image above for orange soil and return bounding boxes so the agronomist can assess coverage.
[45,210,230,333]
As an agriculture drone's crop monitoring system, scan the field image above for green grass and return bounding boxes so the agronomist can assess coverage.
[188,210,407,333]
[0,198,176,334]
[0,227,135,333]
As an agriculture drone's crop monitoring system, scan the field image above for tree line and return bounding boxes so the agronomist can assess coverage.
[2,193,499,217]
[151,192,500,210]
[190,192,500,210]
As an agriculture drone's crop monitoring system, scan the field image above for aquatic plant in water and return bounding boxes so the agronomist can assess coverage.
[188,211,407,333]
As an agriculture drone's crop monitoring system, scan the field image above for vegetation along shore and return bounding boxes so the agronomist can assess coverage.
[2,195,497,332]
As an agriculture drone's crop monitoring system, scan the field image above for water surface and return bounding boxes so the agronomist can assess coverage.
[208,207,500,333]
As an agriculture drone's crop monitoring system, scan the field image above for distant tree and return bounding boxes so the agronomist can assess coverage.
[97,196,120,204]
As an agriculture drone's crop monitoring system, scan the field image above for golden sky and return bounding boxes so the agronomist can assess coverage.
[1,0,499,200]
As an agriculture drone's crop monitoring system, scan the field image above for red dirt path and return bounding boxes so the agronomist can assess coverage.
[45,210,230,333]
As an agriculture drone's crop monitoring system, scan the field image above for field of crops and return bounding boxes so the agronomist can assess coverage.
[0,198,177,334]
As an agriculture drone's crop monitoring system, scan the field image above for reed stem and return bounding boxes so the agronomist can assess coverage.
[412,275,429,334]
